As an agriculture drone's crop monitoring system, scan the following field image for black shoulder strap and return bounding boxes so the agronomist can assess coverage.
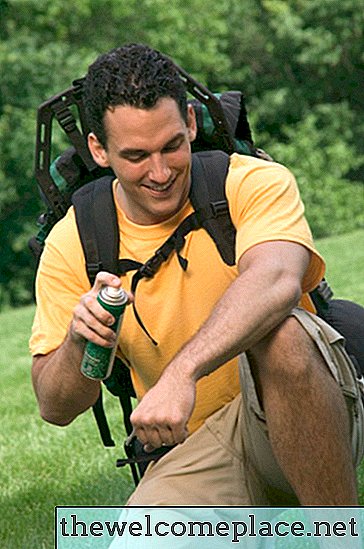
[72,175,140,481]
[190,151,236,266]
[72,175,143,285]
[72,176,119,285]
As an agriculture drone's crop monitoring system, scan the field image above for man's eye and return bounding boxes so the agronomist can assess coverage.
[127,154,147,163]
[164,140,183,153]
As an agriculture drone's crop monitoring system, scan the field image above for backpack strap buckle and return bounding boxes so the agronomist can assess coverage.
[315,279,334,302]
[139,249,168,279]
[195,200,229,223]
[86,261,103,280]
[55,108,77,134]
[211,200,229,218]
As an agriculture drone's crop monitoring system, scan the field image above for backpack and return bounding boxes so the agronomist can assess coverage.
[30,66,364,485]
[30,68,262,483]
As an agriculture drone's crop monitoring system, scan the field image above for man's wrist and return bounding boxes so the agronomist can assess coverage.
[68,323,86,345]
[163,349,204,385]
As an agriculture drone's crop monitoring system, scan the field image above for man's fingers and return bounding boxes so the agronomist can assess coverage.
[138,427,165,451]
[131,417,189,449]
[71,319,116,347]
[92,272,134,300]
[74,297,114,329]
[71,276,127,345]
[92,271,121,294]
[157,425,178,446]
[138,425,178,450]
[81,295,116,326]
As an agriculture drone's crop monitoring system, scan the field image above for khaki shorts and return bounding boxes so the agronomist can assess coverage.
[127,308,364,506]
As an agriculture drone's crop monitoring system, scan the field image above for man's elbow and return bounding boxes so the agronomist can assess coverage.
[36,388,97,426]
[38,403,77,427]
[32,351,88,426]
[281,276,303,312]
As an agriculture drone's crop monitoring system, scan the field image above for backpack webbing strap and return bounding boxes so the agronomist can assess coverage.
[190,151,236,266]
[92,388,115,447]
[52,100,96,172]
[129,212,201,345]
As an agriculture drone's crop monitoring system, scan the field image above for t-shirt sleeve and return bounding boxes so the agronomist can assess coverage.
[29,207,91,356]
[226,154,325,293]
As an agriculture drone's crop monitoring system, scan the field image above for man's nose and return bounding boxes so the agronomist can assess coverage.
[148,154,172,183]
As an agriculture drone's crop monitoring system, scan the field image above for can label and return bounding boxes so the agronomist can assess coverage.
[81,286,128,380]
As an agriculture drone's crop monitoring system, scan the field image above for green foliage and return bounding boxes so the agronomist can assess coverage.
[0,0,363,305]
[266,103,364,238]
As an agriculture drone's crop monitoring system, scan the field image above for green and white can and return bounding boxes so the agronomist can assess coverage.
[81,286,128,380]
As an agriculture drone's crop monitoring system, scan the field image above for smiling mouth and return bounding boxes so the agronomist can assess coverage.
[143,180,175,193]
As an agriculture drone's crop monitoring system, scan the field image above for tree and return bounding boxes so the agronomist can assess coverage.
[217,0,364,237]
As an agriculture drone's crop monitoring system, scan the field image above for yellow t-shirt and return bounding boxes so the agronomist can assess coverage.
[30,153,325,432]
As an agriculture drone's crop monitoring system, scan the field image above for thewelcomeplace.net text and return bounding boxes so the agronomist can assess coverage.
[58,512,359,543]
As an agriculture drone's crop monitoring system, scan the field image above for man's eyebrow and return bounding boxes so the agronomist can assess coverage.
[118,132,186,158]
[118,147,147,158]
[163,133,186,146]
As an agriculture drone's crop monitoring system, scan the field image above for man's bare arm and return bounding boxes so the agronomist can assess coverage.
[32,271,126,425]
[130,240,311,449]
[32,337,99,425]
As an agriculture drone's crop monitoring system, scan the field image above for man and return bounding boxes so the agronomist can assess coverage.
[30,43,364,506]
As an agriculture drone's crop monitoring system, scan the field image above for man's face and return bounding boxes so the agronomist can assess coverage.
[88,97,197,225]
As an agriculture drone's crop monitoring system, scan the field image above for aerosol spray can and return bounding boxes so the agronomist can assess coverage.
[81,286,128,380]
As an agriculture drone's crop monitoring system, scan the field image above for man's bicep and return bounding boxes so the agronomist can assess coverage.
[237,241,311,286]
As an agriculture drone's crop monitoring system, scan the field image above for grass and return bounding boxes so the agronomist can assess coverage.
[0,306,134,549]
[315,228,364,305]
[315,229,364,501]
[1,228,364,548]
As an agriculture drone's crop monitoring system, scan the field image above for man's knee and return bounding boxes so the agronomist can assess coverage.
[248,314,326,383]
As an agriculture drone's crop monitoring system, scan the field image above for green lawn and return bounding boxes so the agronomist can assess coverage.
[0,307,134,549]
[316,228,364,305]
[1,228,364,548]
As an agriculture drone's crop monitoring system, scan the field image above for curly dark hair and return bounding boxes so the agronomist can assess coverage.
[83,43,188,148]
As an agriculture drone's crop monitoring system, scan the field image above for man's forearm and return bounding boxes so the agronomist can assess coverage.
[166,260,302,383]
[32,330,100,425]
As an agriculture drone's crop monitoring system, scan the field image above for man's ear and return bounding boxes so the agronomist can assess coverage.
[87,133,110,168]
[186,104,197,143]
